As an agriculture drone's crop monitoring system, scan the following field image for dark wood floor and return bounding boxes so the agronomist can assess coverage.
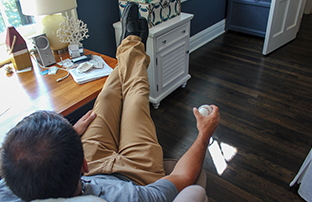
[151,14,312,202]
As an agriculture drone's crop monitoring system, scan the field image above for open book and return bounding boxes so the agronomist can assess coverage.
[68,55,113,84]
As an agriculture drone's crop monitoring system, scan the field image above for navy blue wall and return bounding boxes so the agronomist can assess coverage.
[76,0,120,58]
[76,0,227,58]
[181,0,227,36]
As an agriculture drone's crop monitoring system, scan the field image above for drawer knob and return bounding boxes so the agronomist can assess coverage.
[182,30,186,33]
[162,40,167,44]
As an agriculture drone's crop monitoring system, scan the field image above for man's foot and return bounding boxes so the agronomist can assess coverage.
[120,2,139,45]
[139,17,148,50]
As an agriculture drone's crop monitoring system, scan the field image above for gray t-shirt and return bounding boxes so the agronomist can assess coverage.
[0,174,178,202]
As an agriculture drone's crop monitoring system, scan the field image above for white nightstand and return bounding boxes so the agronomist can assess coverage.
[113,13,194,109]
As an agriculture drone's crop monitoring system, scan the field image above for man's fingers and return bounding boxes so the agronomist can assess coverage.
[86,112,96,123]
[193,107,201,119]
[82,110,96,122]
[82,110,92,120]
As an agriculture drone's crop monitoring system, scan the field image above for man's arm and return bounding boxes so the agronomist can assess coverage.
[162,105,220,192]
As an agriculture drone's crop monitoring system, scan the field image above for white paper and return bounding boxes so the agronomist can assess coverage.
[69,55,113,84]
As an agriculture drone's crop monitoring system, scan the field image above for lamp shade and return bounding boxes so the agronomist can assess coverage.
[20,0,77,16]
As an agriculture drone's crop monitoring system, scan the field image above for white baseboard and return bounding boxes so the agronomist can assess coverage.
[189,19,226,53]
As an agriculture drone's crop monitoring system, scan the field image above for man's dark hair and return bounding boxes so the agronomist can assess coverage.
[1,111,84,201]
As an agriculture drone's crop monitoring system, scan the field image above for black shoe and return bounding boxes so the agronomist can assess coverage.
[139,17,148,50]
[120,2,139,45]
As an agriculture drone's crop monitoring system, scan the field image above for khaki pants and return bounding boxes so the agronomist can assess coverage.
[81,36,165,186]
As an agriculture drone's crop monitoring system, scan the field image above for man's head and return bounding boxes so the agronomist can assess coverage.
[1,111,84,201]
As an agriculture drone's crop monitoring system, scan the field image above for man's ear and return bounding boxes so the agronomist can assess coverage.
[81,158,89,173]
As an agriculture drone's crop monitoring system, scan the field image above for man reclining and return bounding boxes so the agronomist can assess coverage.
[0,3,220,202]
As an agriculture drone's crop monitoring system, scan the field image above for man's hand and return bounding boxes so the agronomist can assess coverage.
[73,110,97,136]
[193,105,220,144]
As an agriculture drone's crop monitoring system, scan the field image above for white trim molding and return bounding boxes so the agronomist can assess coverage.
[189,19,226,53]
[304,0,312,14]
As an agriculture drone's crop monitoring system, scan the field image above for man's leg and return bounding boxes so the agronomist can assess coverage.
[81,62,123,176]
[111,35,165,186]
[82,36,165,184]
[80,2,140,175]
[82,3,165,185]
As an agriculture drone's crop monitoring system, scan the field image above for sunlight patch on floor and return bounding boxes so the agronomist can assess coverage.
[208,137,237,175]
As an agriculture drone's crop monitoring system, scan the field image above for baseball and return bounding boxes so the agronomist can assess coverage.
[198,105,213,116]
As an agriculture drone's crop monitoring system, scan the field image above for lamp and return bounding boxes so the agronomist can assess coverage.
[19,0,77,52]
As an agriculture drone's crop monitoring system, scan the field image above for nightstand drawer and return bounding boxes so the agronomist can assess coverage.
[156,23,189,52]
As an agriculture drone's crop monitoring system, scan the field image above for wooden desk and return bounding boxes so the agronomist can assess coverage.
[0,49,117,144]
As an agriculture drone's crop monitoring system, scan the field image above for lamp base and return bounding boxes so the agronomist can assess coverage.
[41,14,69,51]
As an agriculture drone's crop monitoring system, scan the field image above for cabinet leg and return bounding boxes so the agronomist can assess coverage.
[181,81,188,88]
[152,102,160,109]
